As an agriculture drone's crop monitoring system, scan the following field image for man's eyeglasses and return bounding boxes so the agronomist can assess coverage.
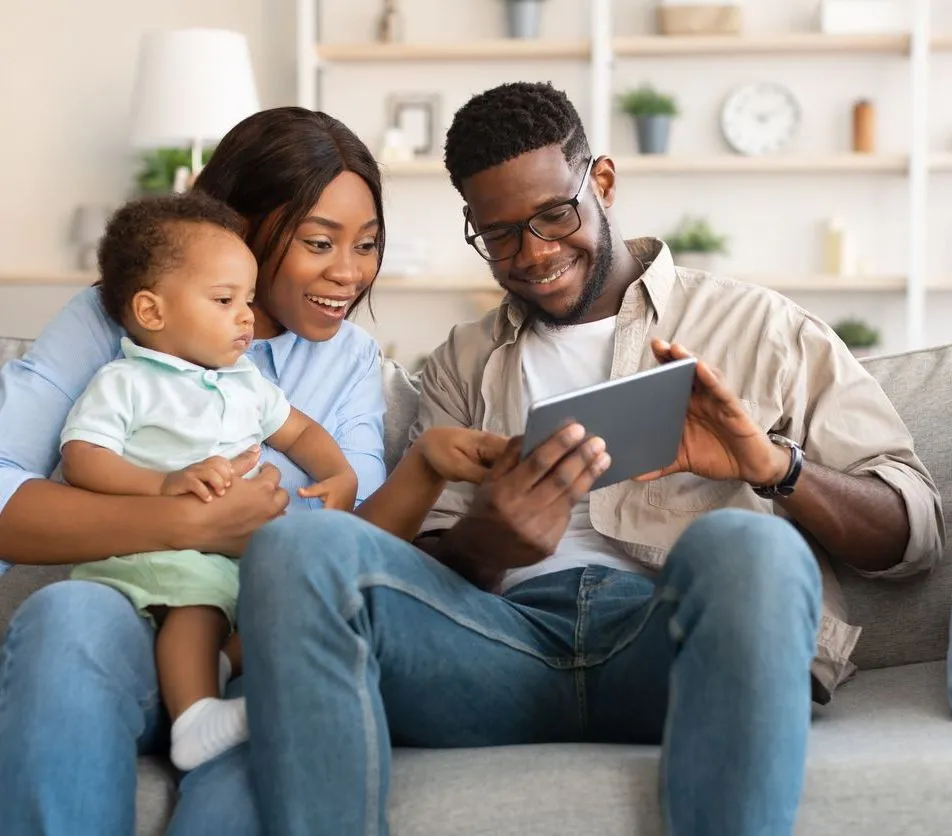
[464,156,595,263]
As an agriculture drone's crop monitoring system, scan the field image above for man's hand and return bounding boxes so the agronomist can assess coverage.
[637,339,790,486]
[161,455,237,502]
[413,427,511,485]
[175,449,289,556]
[299,468,359,511]
[433,423,610,588]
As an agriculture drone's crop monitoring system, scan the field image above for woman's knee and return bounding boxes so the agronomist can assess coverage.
[6,580,144,656]
[1,580,156,716]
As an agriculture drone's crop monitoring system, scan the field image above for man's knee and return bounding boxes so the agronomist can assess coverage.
[669,509,821,610]
[240,510,377,606]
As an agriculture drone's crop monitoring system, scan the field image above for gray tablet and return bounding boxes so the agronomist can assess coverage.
[521,357,697,491]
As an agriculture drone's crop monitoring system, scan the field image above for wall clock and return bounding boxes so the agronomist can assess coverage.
[720,83,801,156]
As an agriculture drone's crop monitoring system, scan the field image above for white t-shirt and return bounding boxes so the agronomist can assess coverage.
[503,316,648,591]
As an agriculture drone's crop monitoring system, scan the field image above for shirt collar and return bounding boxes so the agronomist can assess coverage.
[119,336,255,375]
[266,329,299,376]
[490,237,675,342]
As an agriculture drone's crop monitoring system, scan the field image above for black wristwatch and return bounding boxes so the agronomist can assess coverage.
[751,434,804,499]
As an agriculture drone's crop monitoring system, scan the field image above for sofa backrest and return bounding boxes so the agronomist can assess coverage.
[839,345,952,670]
[2,339,951,672]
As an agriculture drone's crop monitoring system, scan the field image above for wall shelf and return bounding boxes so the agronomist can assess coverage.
[931,153,952,172]
[380,155,915,176]
[933,33,952,51]
[310,32,952,65]
[612,33,910,57]
[614,154,908,175]
[7,273,951,296]
[0,272,95,286]
[314,39,590,63]
[373,275,914,294]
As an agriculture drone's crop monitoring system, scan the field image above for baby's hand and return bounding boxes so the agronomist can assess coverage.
[299,468,358,511]
[161,456,234,502]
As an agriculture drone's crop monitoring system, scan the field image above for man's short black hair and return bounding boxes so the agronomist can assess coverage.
[444,81,591,194]
[96,192,245,326]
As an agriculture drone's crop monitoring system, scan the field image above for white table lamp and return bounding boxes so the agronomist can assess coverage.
[129,28,260,178]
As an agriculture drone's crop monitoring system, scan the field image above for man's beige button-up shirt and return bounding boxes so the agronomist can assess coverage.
[410,238,945,702]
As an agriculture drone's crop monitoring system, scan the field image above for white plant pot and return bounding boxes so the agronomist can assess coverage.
[673,251,726,273]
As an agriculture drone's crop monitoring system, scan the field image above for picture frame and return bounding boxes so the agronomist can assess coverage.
[387,93,440,157]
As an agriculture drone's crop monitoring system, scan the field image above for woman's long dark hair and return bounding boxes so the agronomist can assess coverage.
[194,107,384,318]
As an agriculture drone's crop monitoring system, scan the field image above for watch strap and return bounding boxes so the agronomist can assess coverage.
[752,434,803,499]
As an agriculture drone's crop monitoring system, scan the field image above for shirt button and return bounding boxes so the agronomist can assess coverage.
[202,370,218,385]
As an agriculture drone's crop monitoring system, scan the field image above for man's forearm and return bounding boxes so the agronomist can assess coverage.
[0,479,191,564]
[777,460,910,572]
[415,526,505,591]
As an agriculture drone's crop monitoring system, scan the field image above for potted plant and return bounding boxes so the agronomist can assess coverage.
[618,84,679,155]
[134,147,215,195]
[665,216,729,272]
[502,0,548,39]
[833,317,881,358]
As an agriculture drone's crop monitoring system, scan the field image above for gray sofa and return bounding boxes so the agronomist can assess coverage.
[2,337,952,835]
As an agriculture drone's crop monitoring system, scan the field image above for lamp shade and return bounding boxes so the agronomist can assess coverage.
[129,28,260,149]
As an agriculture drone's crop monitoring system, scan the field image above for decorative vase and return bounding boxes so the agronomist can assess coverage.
[634,115,672,154]
[506,0,543,39]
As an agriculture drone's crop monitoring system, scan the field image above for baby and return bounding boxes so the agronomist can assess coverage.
[60,192,357,771]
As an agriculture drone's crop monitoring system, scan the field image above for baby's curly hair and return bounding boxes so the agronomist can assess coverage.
[96,192,245,326]
[444,81,590,194]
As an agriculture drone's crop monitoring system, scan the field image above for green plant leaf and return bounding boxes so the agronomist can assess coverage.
[134,147,216,195]
[664,216,729,254]
[832,317,881,348]
[617,84,679,117]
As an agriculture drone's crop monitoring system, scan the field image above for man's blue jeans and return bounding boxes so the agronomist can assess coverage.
[240,508,821,836]
[0,508,820,836]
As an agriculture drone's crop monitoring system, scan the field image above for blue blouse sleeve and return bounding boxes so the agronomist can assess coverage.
[334,341,386,505]
[0,288,121,571]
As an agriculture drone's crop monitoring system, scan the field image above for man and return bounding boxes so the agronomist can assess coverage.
[238,83,944,835]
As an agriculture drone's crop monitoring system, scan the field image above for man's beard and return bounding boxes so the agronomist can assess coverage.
[534,208,613,328]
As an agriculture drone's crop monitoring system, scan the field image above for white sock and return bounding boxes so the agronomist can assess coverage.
[170,697,248,772]
[219,651,232,696]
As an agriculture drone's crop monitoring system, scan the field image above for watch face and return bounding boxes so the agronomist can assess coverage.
[720,83,801,156]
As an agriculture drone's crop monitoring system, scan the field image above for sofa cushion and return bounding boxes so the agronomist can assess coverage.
[128,661,952,835]
[840,345,952,669]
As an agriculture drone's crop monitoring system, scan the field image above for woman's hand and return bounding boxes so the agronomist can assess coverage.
[413,427,511,485]
[636,339,789,486]
[177,451,289,556]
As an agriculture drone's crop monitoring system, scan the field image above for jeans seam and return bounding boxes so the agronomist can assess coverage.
[584,585,680,668]
[351,572,575,668]
[354,637,380,836]
[574,572,590,737]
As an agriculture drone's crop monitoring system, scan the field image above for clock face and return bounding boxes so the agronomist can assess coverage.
[720,83,801,156]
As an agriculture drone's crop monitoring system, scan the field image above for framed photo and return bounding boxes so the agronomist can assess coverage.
[387,93,440,157]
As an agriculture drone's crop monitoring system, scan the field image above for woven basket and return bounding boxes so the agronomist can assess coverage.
[656,5,742,35]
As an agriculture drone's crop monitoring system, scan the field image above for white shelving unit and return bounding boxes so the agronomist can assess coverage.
[297,0,946,349]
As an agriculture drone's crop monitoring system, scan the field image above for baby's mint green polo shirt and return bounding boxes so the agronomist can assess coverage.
[60,337,291,472]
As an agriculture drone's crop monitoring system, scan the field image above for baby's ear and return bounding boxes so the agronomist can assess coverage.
[131,289,165,332]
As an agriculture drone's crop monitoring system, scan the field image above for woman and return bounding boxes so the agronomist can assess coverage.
[0,108,505,835]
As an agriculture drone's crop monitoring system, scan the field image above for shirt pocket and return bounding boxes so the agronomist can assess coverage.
[645,399,764,515]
